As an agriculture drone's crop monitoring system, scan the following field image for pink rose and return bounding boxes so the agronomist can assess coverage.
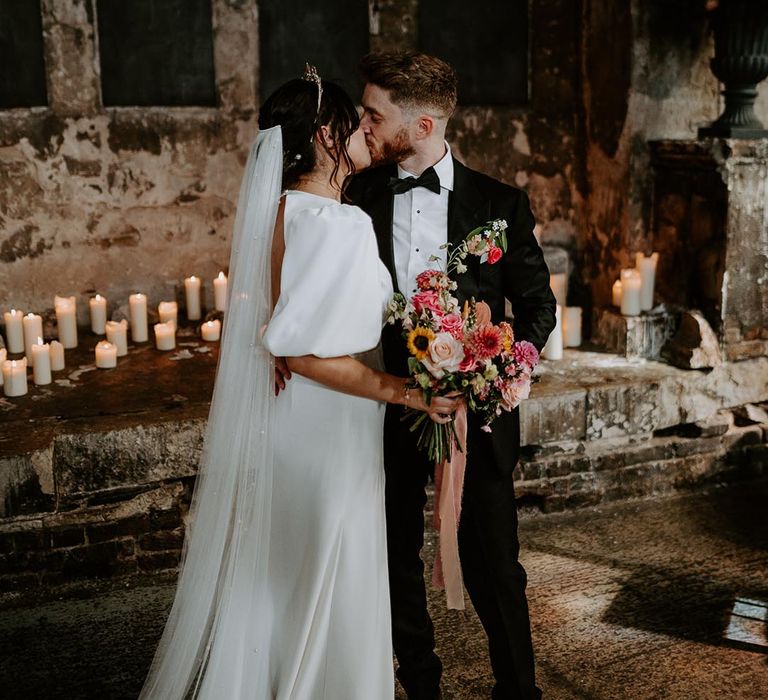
[500,377,531,411]
[458,350,478,373]
[474,300,492,327]
[487,245,503,265]
[412,290,444,317]
[440,312,465,339]
[421,331,465,378]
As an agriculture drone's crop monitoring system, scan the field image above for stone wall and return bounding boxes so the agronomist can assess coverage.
[1,0,259,323]
[1,0,586,320]
[581,0,768,308]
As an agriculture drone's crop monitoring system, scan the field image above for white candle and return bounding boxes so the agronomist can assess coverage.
[213,272,228,312]
[0,349,5,385]
[612,279,623,308]
[620,269,642,316]
[129,293,148,343]
[549,273,567,307]
[635,252,659,311]
[3,309,25,353]
[562,307,582,347]
[22,313,43,364]
[158,301,178,329]
[106,319,129,356]
[89,294,108,334]
[54,295,78,349]
[542,304,563,360]
[154,322,176,351]
[184,276,202,320]
[2,359,28,397]
[31,337,52,385]
[95,340,117,369]
[49,340,65,371]
[201,319,221,342]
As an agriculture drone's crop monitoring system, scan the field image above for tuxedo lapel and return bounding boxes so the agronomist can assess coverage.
[449,159,489,300]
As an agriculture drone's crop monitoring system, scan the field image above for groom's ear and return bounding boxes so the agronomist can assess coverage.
[414,114,435,140]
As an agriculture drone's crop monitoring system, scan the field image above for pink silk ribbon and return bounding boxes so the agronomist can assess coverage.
[431,403,468,610]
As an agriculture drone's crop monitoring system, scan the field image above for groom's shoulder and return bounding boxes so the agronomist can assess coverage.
[456,159,527,207]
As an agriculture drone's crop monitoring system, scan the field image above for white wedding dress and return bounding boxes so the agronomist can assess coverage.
[255,190,395,699]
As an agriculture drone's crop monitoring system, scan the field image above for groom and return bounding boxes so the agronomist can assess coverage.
[347,53,556,700]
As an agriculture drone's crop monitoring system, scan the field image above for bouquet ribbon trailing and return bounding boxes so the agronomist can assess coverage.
[431,403,468,610]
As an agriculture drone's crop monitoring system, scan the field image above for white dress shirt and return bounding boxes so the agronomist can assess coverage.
[392,143,454,296]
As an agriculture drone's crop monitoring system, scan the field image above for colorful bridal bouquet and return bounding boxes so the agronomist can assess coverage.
[386,219,540,463]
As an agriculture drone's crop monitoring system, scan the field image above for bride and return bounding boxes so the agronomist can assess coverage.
[139,68,461,699]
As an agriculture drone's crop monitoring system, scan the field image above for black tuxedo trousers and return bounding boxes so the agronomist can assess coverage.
[348,161,555,700]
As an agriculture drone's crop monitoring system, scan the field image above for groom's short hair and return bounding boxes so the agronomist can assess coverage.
[360,52,458,119]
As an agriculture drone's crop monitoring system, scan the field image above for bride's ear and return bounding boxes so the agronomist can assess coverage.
[317,125,336,150]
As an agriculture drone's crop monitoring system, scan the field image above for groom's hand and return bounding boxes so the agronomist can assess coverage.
[274,356,292,395]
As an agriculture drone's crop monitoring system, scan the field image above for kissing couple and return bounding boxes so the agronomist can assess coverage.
[140,52,555,700]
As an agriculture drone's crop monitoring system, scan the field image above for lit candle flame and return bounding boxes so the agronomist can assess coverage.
[217,271,226,280]
[36,337,44,345]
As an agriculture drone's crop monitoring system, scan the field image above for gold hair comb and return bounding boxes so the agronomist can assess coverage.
[302,63,323,116]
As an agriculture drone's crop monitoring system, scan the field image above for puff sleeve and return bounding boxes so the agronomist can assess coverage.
[262,204,392,358]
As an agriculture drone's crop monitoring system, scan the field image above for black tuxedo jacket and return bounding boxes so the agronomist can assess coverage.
[347,158,556,476]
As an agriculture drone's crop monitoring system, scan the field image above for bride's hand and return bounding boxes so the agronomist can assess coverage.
[403,385,463,425]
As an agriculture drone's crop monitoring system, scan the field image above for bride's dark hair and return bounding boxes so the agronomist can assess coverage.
[258,78,360,191]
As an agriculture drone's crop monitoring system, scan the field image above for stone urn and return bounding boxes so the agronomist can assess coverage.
[699,0,768,138]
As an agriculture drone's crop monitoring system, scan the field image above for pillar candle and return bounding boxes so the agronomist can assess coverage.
[95,340,117,369]
[549,273,567,307]
[106,320,129,356]
[213,272,228,312]
[22,313,43,364]
[2,359,28,397]
[542,304,563,360]
[158,301,178,329]
[184,276,202,320]
[0,349,5,385]
[89,294,108,334]
[31,338,52,385]
[620,269,642,316]
[129,294,148,343]
[3,309,25,353]
[54,295,78,348]
[154,322,176,351]
[201,319,221,342]
[562,306,582,348]
[49,340,65,371]
[612,280,623,308]
[635,252,659,311]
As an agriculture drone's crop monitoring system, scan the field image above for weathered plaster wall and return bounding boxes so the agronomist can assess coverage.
[582,0,768,307]
[2,0,585,322]
[0,0,259,323]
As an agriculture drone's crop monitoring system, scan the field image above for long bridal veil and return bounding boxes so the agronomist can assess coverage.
[140,126,283,699]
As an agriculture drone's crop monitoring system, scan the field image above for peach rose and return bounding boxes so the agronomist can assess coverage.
[421,331,465,378]
[500,378,531,411]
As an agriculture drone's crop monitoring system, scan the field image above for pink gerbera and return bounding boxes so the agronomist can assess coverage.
[469,324,504,359]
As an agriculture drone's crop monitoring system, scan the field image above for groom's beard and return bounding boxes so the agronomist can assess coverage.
[367,126,415,167]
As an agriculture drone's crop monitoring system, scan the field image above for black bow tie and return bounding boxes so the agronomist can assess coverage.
[387,167,441,195]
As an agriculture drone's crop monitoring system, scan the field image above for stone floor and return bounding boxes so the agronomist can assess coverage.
[0,480,766,700]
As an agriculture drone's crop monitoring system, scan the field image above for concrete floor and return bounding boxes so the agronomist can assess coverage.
[1,480,766,700]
